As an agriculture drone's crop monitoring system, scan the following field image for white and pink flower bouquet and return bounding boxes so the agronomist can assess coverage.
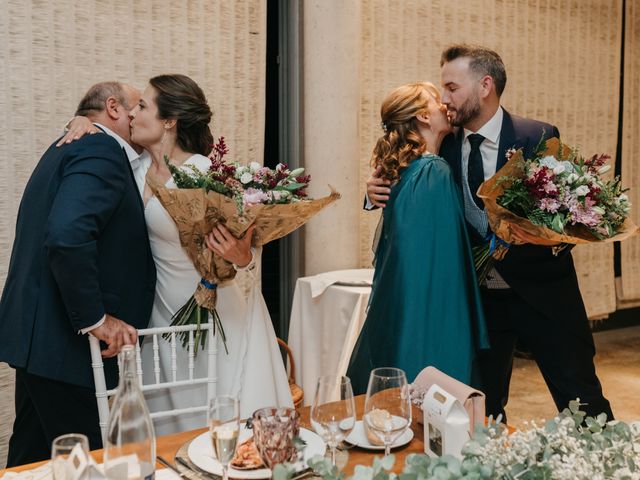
[148,137,339,352]
[170,137,312,214]
[474,137,637,282]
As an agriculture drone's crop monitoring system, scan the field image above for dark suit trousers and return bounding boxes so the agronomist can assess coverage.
[6,368,103,467]
[477,288,613,423]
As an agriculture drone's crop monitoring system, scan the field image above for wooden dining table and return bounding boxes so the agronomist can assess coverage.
[2,395,426,477]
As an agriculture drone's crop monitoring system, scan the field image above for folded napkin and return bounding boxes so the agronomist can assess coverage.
[0,463,51,480]
[410,366,486,433]
[0,463,179,480]
[307,269,374,298]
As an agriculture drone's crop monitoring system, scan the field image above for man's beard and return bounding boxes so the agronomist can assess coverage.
[449,94,481,127]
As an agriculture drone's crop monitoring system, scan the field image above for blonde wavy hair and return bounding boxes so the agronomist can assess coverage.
[372,82,442,180]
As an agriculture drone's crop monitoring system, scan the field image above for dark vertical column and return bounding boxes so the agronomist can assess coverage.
[262,0,283,335]
[614,0,626,279]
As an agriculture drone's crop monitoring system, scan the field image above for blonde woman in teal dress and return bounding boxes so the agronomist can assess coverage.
[347,82,489,394]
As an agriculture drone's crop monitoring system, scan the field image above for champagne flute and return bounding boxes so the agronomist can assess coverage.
[363,367,412,457]
[51,433,90,480]
[310,375,356,466]
[208,395,240,480]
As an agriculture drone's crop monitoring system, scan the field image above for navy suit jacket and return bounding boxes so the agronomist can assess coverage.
[0,132,156,389]
[440,109,588,323]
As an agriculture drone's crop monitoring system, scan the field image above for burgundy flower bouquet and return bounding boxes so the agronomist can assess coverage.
[473,137,637,283]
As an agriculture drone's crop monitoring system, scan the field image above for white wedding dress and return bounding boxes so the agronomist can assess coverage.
[137,154,293,436]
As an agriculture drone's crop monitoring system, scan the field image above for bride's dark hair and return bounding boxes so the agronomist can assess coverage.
[372,82,440,181]
[149,74,214,156]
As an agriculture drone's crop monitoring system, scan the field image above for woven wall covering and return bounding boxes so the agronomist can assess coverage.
[619,0,640,307]
[0,0,266,285]
[0,0,266,467]
[357,0,624,319]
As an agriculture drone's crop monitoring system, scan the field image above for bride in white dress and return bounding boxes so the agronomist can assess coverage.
[129,74,292,435]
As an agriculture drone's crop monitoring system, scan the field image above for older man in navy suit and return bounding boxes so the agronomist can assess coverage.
[367,45,612,422]
[0,82,156,466]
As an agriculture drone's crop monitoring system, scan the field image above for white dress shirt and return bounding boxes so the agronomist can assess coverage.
[462,107,503,182]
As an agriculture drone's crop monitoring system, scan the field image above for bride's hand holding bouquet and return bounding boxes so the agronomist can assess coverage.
[147,138,340,352]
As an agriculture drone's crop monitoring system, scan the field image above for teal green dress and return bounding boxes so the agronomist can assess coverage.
[347,154,489,394]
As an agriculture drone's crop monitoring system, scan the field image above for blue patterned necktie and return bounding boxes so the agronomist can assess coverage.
[467,133,485,209]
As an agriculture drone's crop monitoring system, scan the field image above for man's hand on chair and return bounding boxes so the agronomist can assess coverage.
[92,315,138,358]
[367,166,391,208]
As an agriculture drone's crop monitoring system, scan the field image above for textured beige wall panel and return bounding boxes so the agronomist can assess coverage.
[357,0,623,318]
[302,0,363,275]
[0,364,13,469]
[0,0,266,467]
[620,0,640,304]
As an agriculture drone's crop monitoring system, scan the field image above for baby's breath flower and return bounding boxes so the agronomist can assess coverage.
[300,403,639,480]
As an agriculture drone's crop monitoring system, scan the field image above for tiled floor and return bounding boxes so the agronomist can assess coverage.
[506,325,640,428]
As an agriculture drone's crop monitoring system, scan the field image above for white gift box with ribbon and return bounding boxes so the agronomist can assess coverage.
[423,384,470,459]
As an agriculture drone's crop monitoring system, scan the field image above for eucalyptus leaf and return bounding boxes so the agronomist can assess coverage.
[398,473,417,480]
[597,413,608,426]
[378,455,396,471]
[280,182,307,192]
[273,464,295,480]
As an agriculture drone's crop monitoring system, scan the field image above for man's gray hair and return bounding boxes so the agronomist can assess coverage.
[75,81,129,116]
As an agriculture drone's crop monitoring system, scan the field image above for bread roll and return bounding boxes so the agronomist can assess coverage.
[363,408,391,446]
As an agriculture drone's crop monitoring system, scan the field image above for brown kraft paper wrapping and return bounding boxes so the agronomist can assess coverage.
[147,173,341,309]
[477,138,638,246]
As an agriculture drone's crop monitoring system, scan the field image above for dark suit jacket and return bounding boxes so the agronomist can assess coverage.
[440,109,588,324]
[0,132,156,389]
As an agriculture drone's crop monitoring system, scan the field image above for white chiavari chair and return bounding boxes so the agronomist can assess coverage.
[89,323,218,443]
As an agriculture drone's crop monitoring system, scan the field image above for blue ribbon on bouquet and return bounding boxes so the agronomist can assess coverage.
[200,278,218,290]
[486,233,511,255]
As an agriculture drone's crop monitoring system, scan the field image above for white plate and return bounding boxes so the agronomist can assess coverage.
[188,427,326,479]
[345,420,414,450]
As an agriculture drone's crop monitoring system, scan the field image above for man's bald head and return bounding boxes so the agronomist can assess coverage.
[75,81,140,144]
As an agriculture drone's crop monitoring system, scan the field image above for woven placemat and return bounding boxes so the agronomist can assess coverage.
[174,436,218,480]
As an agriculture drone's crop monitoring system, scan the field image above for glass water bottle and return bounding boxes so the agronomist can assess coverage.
[103,345,156,480]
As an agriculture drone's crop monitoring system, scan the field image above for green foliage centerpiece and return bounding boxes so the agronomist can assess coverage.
[273,402,640,480]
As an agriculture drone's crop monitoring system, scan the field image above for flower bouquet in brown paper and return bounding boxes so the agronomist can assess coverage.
[147,138,340,353]
[474,136,638,283]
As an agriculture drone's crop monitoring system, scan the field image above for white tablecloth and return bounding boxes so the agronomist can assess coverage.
[287,269,374,405]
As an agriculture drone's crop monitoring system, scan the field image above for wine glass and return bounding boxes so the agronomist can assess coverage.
[208,395,240,480]
[310,375,356,466]
[51,433,90,480]
[363,367,412,456]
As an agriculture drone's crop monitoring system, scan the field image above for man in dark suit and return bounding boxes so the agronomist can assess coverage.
[0,81,156,466]
[367,44,612,422]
